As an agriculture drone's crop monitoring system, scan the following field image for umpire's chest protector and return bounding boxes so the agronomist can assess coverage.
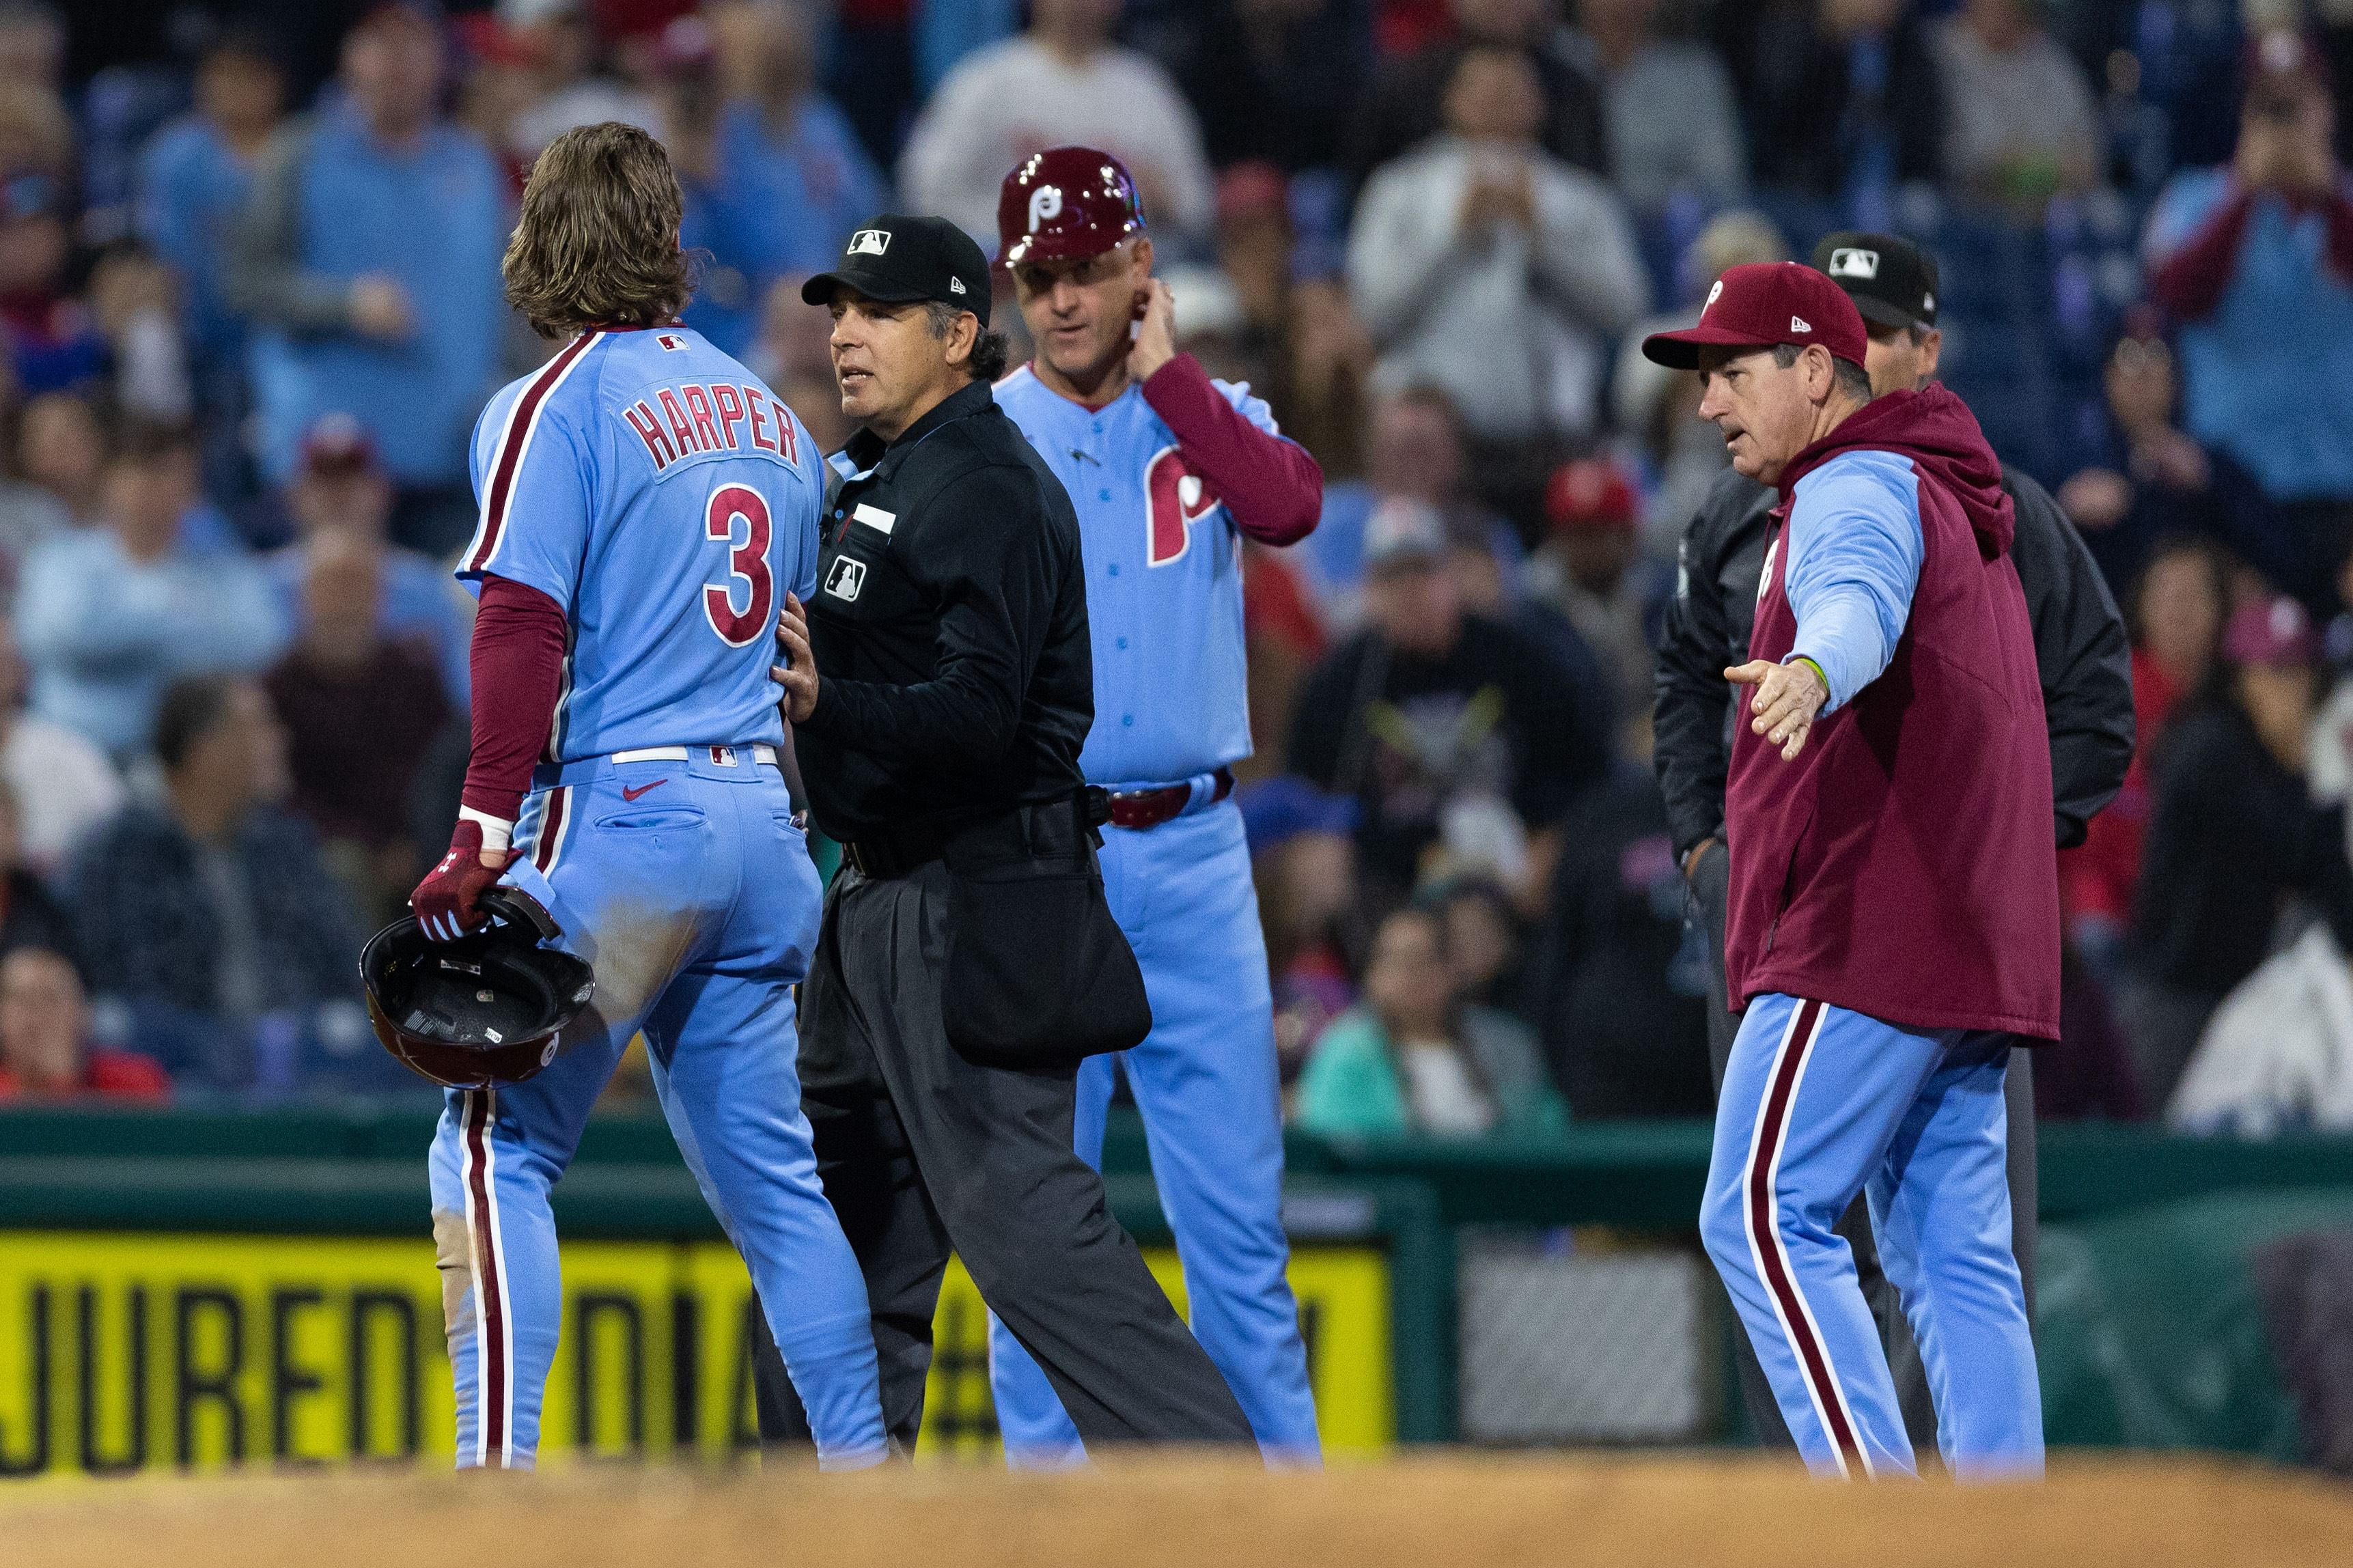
[1724,390,2061,1041]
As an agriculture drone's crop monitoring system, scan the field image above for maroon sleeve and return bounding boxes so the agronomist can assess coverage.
[461,574,568,823]
[1139,352,1324,546]
[2147,182,2257,322]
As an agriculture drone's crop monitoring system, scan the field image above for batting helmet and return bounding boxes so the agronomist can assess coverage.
[997,145,1146,267]
[360,888,595,1090]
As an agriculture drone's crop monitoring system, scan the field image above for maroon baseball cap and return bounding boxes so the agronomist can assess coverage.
[301,412,379,477]
[997,146,1147,267]
[1642,262,1869,371]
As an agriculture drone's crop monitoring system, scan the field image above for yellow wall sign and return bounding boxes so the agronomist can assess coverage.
[0,1233,1390,1476]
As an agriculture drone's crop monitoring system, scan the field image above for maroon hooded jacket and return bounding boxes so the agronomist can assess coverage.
[1724,386,2062,1040]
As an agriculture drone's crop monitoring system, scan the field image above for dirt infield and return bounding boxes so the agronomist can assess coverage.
[5,1453,2348,1567]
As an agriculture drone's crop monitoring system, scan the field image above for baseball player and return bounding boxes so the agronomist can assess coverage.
[406,124,885,1470]
[981,147,1325,1466]
[1643,264,2055,1479]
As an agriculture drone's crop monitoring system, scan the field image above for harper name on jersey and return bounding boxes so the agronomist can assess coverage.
[460,326,824,760]
[993,363,1271,787]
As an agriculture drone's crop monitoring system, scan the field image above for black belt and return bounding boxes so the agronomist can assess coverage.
[841,789,1111,880]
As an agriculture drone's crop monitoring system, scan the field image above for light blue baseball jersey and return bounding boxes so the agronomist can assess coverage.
[458,326,822,759]
[993,363,1274,786]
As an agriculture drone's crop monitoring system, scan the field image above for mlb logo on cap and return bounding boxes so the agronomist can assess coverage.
[1640,262,1869,370]
[1828,248,1880,280]
[848,229,891,256]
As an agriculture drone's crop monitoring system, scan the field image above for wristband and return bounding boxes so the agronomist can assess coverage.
[1787,655,1828,694]
[458,805,514,854]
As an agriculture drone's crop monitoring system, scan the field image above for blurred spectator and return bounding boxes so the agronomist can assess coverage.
[0,774,66,955]
[0,2,58,95]
[1145,0,1372,172]
[0,166,104,395]
[1612,209,1787,546]
[1300,385,1470,626]
[264,414,472,707]
[1347,0,1609,196]
[748,275,854,456]
[1244,775,1363,1084]
[1527,457,1670,760]
[1524,763,1712,1118]
[1348,44,1645,530]
[1287,497,1606,910]
[136,30,285,395]
[898,0,1215,249]
[1430,874,1526,1014]
[1710,0,1945,208]
[2144,29,2353,615]
[14,387,100,522]
[2057,325,2246,594]
[1436,499,1611,720]
[1930,0,2104,208]
[1293,903,1565,1137]
[2171,916,2353,1136]
[1565,0,1746,216]
[70,676,361,1067]
[85,241,191,423]
[1241,537,1328,781]
[0,619,122,879]
[2122,595,2353,1106]
[691,1,886,357]
[228,1,510,556]
[2064,537,2231,974]
[507,0,661,158]
[266,527,452,924]
[15,420,288,759]
[0,947,167,1103]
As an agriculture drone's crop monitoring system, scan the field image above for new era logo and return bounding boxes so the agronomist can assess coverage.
[1791,315,1811,333]
[1827,247,1880,280]
[824,556,867,603]
[848,229,891,257]
[949,276,966,294]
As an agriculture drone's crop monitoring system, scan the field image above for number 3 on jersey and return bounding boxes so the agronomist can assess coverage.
[704,484,773,646]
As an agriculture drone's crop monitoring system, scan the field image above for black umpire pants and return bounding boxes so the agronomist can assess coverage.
[789,853,1253,1453]
[1689,840,2039,1454]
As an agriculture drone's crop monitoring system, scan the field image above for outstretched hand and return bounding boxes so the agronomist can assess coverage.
[1727,658,1828,761]
[772,592,818,724]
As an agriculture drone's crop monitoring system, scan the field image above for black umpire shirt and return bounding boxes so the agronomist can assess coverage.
[1654,460,2136,862]
[798,378,1092,842]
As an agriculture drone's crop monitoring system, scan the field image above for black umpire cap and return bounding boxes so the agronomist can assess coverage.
[802,214,992,326]
[1812,231,1938,333]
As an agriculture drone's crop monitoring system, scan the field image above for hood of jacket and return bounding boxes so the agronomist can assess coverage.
[1777,384,2014,559]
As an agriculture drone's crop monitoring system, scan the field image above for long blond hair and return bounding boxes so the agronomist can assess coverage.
[502,122,692,338]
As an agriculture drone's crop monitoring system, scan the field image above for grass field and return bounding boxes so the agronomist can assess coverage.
[4,1453,2349,1567]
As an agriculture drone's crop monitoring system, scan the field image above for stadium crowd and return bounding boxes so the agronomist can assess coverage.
[4,0,2353,1138]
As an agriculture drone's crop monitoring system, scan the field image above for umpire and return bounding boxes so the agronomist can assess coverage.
[1654,231,2135,1451]
[775,214,1255,1453]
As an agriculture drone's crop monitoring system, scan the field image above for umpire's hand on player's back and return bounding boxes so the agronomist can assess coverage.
[773,591,818,724]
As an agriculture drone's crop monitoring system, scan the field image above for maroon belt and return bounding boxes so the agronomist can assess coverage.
[1107,768,1233,832]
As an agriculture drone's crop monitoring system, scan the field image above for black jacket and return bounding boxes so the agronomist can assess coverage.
[1653,460,2135,862]
[800,380,1094,842]
[2131,701,2353,994]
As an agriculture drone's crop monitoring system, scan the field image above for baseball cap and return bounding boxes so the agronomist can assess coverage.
[1363,498,1448,570]
[1545,459,1639,533]
[2223,596,2320,668]
[2244,29,2328,96]
[997,146,1147,267]
[1811,231,1938,332]
[1641,262,1869,370]
[300,412,379,477]
[801,214,992,327]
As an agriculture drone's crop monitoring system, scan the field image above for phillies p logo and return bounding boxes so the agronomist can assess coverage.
[1029,184,1063,234]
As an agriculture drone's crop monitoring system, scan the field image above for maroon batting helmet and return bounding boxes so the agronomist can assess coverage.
[361,888,595,1090]
[997,145,1147,267]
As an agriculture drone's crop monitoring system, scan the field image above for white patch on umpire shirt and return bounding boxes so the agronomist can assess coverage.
[852,503,896,534]
[824,556,867,603]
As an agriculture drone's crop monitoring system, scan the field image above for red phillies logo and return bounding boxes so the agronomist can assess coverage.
[1145,447,1219,567]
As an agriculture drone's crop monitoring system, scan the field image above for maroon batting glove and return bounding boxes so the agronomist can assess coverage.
[411,819,519,942]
